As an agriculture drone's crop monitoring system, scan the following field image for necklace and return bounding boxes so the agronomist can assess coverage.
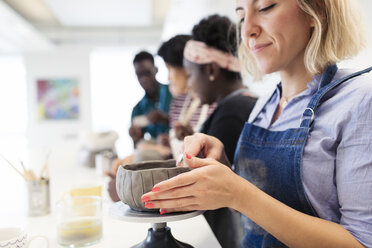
[279,93,298,109]
[279,97,289,108]
[279,84,308,109]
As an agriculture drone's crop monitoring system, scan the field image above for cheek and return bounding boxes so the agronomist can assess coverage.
[169,74,176,86]
[240,23,250,50]
[169,84,177,96]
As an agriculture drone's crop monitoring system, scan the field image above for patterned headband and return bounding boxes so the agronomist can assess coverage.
[183,40,241,73]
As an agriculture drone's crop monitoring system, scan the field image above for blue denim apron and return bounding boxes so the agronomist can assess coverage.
[234,65,372,248]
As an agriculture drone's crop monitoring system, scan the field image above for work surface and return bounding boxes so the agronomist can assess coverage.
[0,150,221,248]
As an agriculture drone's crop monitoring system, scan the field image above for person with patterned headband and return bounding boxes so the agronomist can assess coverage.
[180,14,257,248]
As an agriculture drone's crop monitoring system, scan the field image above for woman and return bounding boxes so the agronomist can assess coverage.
[161,15,258,248]
[157,34,216,159]
[183,15,257,164]
[141,0,372,247]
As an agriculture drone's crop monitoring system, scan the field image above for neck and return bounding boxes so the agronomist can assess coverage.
[147,81,160,100]
[215,78,243,103]
[279,63,313,100]
[179,78,189,95]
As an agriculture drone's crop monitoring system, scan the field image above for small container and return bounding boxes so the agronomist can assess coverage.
[56,196,102,247]
[0,227,49,248]
[26,179,50,216]
[96,150,116,176]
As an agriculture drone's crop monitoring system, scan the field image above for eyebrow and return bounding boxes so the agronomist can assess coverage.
[235,0,258,12]
[235,7,244,12]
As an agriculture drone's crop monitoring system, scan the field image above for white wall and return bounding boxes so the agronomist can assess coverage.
[24,46,92,165]
[90,46,169,158]
[161,0,238,41]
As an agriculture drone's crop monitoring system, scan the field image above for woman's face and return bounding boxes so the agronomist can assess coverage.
[166,64,188,97]
[236,0,313,75]
[183,59,213,104]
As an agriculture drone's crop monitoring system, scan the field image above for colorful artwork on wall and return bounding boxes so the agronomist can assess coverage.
[37,78,79,120]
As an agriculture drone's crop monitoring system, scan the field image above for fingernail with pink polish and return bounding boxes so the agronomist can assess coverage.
[185,152,191,159]
[160,210,167,215]
[152,187,160,192]
[141,196,150,202]
[145,202,154,208]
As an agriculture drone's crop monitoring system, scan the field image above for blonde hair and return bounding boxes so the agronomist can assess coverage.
[239,0,368,81]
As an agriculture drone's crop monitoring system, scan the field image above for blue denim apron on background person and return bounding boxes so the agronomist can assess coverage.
[234,65,372,248]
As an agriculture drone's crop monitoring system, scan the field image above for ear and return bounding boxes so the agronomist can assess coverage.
[307,15,316,28]
[204,63,220,82]
[154,66,159,74]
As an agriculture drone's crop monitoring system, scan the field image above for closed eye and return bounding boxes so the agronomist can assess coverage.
[260,3,276,12]
[235,7,245,24]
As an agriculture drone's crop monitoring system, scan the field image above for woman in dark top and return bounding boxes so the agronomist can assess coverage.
[200,92,256,163]
[184,14,257,164]
[183,14,257,248]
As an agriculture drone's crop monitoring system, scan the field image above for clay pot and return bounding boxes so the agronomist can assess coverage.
[116,159,191,212]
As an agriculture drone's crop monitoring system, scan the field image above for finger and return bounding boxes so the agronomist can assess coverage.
[144,196,198,210]
[141,171,196,199]
[183,134,222,160]
[183,134,205,157]
[143,183,196,201]
[159,205,201,214]
[183,155,216,169]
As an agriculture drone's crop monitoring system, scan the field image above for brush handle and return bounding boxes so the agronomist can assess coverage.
[0,154,26,180]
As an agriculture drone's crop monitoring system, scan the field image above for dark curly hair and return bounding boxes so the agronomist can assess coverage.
[133,51,154,65]
[158,35,191,68]
[192,14,240,80]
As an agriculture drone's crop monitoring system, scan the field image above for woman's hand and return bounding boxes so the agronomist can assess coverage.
[181,133,231,167]
[141,155,242,213]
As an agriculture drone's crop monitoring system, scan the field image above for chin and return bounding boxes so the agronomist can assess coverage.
[257,62,278,75]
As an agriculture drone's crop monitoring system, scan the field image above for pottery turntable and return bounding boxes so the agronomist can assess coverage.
[110,202,203,248]
[110,159,203,248]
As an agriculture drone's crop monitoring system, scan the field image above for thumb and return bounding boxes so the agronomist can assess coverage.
[183,153,215,169]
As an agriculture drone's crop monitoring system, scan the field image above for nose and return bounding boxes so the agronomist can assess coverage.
[241,12,260,41]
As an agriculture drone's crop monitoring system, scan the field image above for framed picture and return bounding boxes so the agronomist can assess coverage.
[36,78,79,120]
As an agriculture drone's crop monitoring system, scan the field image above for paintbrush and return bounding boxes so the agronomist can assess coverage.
[0,154,27,180]
[39,152,51,180]
[20,160,37,181]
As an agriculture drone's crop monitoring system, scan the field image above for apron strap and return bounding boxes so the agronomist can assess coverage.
[300,66,372,128]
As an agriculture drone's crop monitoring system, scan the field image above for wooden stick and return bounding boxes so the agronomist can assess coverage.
[20,160,36,181]
[40,152,51,180]
[0,154,26,180]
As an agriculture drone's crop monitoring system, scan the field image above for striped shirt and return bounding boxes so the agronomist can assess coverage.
[169,93,216,130]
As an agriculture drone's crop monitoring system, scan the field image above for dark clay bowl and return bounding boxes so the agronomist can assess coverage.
[116,159,191,212]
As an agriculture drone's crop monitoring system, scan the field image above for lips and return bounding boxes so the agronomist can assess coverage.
[249,41,272,53]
